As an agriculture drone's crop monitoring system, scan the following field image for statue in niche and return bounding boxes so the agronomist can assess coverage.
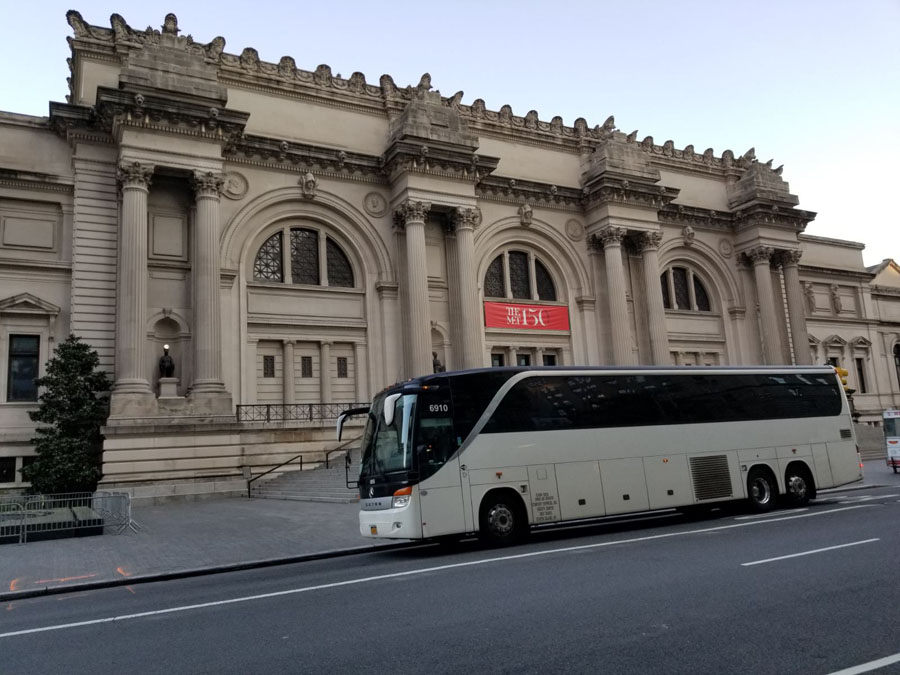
[432,352,445,374]
[803,282,817,313]
[159,345,175,378]
[830,284,842,313]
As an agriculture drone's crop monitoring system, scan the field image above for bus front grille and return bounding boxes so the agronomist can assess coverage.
[689,455,733,501]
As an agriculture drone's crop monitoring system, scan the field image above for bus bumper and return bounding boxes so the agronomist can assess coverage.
[359,499,423,540]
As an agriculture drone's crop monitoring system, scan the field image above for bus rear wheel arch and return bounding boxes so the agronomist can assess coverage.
[478,489,528,546]
[783,462,816,506]
[746,466,778,512]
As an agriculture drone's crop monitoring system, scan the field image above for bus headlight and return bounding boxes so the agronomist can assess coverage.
[392,486,412,509]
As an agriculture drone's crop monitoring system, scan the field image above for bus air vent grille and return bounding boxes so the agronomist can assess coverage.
[689,455,733,501]
[840,429,852,439]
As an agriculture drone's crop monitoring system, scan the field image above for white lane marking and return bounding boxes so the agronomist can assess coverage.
[0,504,873,640]
[825,651,900,675]
[838,494,899,504]
[734,508,808,520]
[741,538,879,567]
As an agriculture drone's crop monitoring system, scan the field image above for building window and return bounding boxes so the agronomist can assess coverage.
[517,354,531,367]
[483,250,557,302]
[253,226,355,287]
[263,355,275,378]
[660,266,712,312]
[491,353,505,368]
[253,232,283,281]
[0,457,16,483]
[7,334,40,402]
[337,357,348,378]
[542,354,557,366]
[894,345,900,389]
[855,357,867,394]
[301,356,313,378]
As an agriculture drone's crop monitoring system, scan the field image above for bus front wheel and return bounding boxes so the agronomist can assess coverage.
[784,465,814,507]
[747,468,777,512]
[479,492,527,546]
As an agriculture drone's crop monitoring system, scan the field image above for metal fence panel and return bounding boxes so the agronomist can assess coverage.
[236,402,369,423]
[0,491,137,544]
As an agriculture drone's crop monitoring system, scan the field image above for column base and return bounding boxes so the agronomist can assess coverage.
[187,389,234,416]
[109,390,157,419]
[158,377,180,399]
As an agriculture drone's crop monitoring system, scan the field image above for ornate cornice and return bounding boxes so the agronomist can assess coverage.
[0,170,74,194]
[227,133,383,180]
[657,204,735,232]
[476,175,583,210]
[381,140,498,185]
[733,203,815,233]
[582,175,677,211]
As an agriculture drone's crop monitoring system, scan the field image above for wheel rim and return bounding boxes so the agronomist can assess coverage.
[787,474,808,500]
[487,504,515,537]
[750,477,772,505]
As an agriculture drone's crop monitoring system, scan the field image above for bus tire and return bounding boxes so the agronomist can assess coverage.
[747,467,777,512]
[479,491,527,546]
[784,464,814,507]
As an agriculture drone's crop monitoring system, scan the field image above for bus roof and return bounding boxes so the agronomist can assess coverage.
[376,364,838,396]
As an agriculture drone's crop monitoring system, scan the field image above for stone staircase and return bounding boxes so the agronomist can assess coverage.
[250,448,361,503]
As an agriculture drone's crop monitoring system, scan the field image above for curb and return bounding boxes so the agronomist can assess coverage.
[0,540,422,603]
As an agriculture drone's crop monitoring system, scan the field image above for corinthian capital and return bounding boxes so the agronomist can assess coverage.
[781,249,803,266]
[745,245,775,264]
[598,225,627,248]
[393,200,431,229]
[117,161,154,188]
[636,231,663,252]
[192,171,225,197]
[451,206,482,232]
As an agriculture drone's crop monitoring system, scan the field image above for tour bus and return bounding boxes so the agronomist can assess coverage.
[884,410,900,473]
[337,366,862,544]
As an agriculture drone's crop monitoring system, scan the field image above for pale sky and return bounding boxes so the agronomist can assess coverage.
[2,0,897,266]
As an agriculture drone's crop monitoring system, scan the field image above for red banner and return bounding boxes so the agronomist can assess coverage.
[483,302,570,331]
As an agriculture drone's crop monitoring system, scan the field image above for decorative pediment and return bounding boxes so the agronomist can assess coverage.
[0,293,61,317]
[807,334,821,345]
[850,336,872,348]
[822,334,848,347]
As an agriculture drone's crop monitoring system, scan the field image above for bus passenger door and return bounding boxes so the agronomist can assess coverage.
[419,456,467,538]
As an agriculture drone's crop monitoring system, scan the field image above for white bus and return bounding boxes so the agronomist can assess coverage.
[884,410,900,473]
[338,366,862,545]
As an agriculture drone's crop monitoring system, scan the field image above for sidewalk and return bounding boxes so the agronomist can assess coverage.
[2,459,897,602]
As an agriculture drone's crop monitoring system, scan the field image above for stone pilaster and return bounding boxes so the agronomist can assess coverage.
[110,161,154,416]
[320,341,332,402]
[394,200,432,376]
[596,226,633,365]
[747,246,783,365]
[780,250,811,365]
[189,171,231,411]
[282,340,295,404]
[450,207,484,369]
[354,342,369,401]
[637,231,670,365]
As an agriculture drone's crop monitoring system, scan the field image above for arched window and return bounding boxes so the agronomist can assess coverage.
[660,265,712,312]
[252,226,354,288]
[483,250,557,302]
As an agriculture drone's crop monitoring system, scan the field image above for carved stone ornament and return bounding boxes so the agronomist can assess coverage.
[518,203,533,227]
[746,245,775,264]
[393,200,431,228]
[637,231,663,251]
[192,171,225,196]
[682,225,695,247]
[452,207,481,231]
[363,192,388,218]
[117,162,154,187]
[718,239,733,258]
[803,282,816,313]
[598,226,627,247]
[783,249,803,266]
[565,219,585,241]
[830,284,842,313]
[300,171,318,199]
[222,172,249,200]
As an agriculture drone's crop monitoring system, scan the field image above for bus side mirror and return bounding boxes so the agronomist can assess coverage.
[383,393,402,426]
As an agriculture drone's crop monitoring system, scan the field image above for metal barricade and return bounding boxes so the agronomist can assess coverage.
[0,491,139,544]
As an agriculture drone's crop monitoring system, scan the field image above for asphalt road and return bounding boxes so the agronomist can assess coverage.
[3,492,900,675]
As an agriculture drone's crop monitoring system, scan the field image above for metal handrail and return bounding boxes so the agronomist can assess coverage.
[246,453,304,498]
[325,436,361,469]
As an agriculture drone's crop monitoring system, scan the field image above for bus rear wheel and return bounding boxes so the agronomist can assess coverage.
[479,493,527,546]
[747,468,777,512]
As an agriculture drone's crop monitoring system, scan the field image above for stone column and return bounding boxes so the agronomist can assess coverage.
[111,162,154,408]
[394,200,432,376]
[190,171,229,406]
[780,250,811,365]
[282,340,295,404]
[598,226,633,365]
[637,231,670,365]
[747,246,783,365]
[320,341,332,403]
[451,207,483,369]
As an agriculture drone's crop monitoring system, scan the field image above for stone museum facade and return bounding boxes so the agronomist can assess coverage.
[1,11,899,498]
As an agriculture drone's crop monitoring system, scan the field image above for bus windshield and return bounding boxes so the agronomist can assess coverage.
[359,393,416,478]
[885,417,898,438]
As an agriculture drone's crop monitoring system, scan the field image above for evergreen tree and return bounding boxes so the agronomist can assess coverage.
[20,334,111,494]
